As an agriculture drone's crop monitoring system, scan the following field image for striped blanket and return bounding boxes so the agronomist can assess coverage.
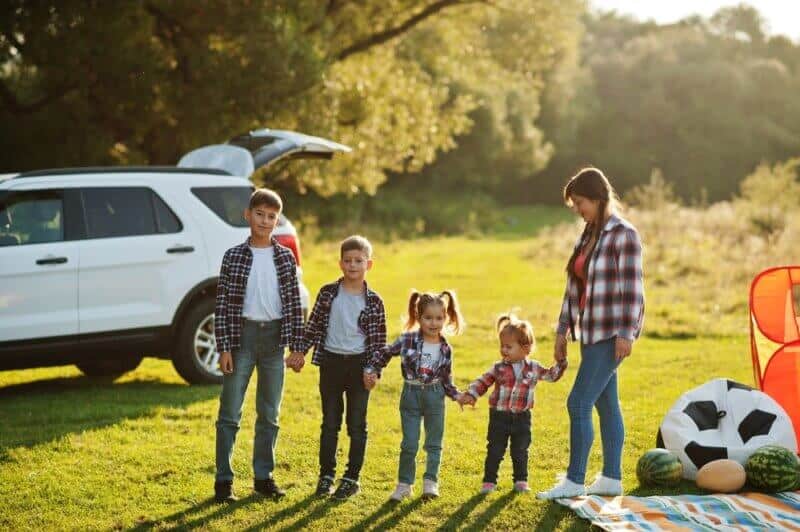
[557,491,800,531]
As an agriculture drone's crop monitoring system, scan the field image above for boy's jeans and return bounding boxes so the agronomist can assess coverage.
[398,381,446,485]
[215,319,284,482]
[318,352,370,481]
[483,409,532,483]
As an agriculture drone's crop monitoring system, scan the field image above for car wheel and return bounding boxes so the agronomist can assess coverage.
[76,356,142,379]
[172,297,223,385]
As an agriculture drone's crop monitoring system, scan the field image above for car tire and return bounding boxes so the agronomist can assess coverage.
[172,297,223,385]
[76,356,142,379]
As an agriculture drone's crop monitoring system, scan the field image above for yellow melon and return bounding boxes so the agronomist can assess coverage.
[696,459,746,493]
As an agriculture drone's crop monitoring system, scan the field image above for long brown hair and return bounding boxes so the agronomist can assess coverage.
[405,290,465,335]
[563,167,620,278]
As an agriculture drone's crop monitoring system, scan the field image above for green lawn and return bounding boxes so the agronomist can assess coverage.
[0,230,754,530]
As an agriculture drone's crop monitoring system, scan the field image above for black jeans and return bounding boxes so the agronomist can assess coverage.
[318,352,370,480]
[483,409,532,483]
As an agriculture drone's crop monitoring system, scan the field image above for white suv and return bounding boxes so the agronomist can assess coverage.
[0,129,351,384]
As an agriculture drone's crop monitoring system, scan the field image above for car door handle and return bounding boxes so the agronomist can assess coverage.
[36,256,68,265]
[166,246,195,254]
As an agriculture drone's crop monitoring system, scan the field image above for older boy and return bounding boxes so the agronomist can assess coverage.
[213,188,304,503]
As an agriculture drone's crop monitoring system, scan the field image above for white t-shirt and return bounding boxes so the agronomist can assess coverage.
[418,342,442,374]
[324,290,367,355]
[512,360,524,381]
[242,246,283,321]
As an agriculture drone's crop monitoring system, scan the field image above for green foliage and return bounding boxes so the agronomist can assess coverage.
[1,0,581,200]
[539,8,800,202]
[735,158,800,235]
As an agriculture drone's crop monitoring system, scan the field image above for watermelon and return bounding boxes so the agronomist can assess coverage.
[744,445,800,493]
[637,449,683,486]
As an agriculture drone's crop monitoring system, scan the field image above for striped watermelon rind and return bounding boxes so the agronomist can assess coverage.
[744,445,800,493]
[637,449,683,486]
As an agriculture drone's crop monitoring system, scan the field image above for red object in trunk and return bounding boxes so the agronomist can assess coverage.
[274,234,302,266]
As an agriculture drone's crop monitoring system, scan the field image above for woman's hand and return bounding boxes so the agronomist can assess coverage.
[363,372,378,390]
[615,337,632,361]
[554,334,568,363]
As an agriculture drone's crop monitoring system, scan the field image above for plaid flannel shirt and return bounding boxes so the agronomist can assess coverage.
[300,278,387,366]
[467,358,567,413]
[557,215,645,345]
[214,237,304,353]
[365,331,460,400]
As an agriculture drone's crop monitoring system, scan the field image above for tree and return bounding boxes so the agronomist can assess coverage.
[0,0,581,199]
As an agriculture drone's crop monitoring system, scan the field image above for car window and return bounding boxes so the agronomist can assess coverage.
[191,186,253,227]
[152,191,182,233]
[82,187,157,239]
[0,189,64,246]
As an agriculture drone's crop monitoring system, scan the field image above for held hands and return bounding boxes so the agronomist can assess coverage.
[220,351,234,374]
[554,334,568,363]
[285,352,305,373]
[456,393,476,410]
[362,372,378,391]
[615,337,633,362]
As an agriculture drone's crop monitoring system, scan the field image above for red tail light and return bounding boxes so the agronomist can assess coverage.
[274,234,302,266]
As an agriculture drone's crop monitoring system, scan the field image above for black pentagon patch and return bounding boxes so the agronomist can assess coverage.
[656,428,665,449]
[683,401,721,431]
[727,380,753,392]
[684,440,728,470]
[738,409,777,443]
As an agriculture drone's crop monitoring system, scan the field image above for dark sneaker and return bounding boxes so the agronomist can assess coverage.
[332,478,360,500]
[214,481,238,503]
[254,477,286,499]
[315,476,335,497]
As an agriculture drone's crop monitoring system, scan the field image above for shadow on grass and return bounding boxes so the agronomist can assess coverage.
[468,491,516,529]
[368,497,426,530]
[131,494,258,531]
[436,492,487,531]
[534,501,587,532]
[0,375,218,460]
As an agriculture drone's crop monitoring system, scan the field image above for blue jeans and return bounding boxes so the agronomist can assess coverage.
[215,319,285,482]
[566,337,625,484]
[398,381,446,484]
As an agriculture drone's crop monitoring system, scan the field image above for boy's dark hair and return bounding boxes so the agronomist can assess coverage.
[340,235,373,259]
[249,188,283,211]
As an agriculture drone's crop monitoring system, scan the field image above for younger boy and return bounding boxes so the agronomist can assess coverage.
[459,314,567,494]
[213,188,305,503]
[297,235,386,499]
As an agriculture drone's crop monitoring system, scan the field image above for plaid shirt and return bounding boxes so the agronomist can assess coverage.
[214,237,304,353]
[467,358,567,413]
[365,331,460,400]
[557,215,645,344]
[300,278,387,366]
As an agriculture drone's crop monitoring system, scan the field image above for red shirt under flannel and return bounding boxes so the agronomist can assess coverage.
[557,215,645,344]
[467,358,567,413]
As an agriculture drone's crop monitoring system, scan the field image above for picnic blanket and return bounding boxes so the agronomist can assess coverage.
[556,491,800,531]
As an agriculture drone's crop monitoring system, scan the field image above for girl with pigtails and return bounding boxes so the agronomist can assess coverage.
[363,290,470,501]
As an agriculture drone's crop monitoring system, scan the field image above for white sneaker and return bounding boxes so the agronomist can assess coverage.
[422,479,439,498]
[586,474,622,496]
[389,482,413,501]
[536,475,585,500]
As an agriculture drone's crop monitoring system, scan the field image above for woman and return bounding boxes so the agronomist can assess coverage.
[537,167,644,499]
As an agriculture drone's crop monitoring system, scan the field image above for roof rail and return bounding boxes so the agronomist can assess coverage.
[15,166,233,179]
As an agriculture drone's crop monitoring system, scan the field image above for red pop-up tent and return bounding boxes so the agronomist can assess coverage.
[750,266,800,443]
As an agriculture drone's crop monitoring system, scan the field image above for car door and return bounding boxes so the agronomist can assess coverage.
[0,188,80,342]
[76,185,206,334]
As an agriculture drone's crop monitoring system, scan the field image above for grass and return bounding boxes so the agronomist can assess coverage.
[0,212,756,530]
